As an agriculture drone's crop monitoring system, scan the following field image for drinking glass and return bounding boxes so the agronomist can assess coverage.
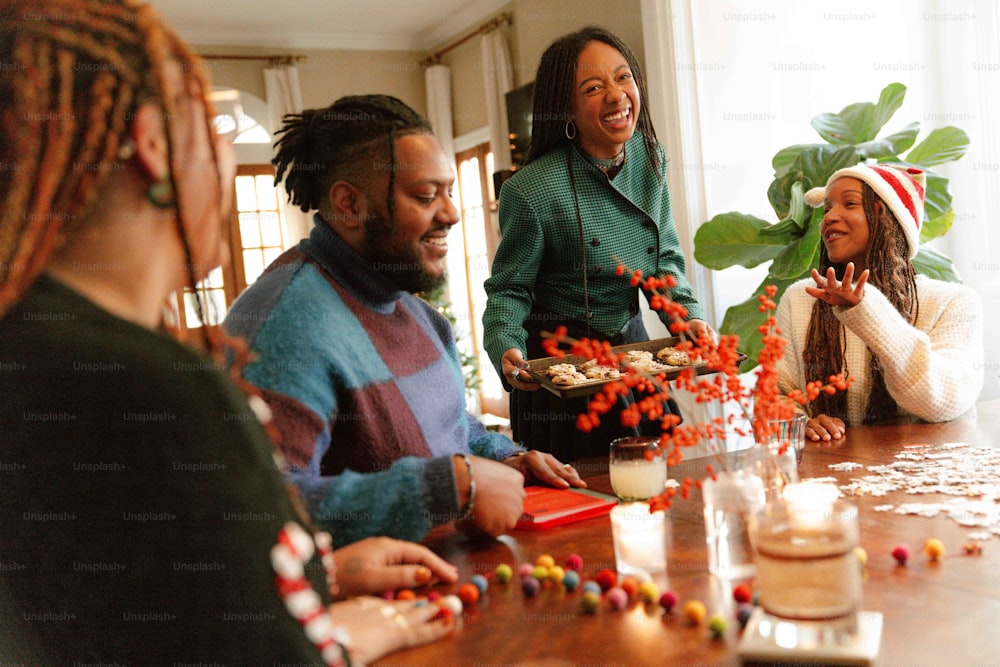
[702,469,765,580]
[743,441,799,503]
[609,436,667,502]
[762,414,808,464]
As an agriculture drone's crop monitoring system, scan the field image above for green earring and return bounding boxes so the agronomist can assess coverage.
[146,175,175,209]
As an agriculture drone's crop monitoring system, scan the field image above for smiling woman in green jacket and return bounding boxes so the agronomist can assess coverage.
[483,26,713,461]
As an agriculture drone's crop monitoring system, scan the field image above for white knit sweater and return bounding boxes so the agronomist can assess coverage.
[776,275,984,426]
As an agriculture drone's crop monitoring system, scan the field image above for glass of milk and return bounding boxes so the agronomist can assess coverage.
[609,436,667,502]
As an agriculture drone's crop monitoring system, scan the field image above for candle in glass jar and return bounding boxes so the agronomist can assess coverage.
[783,482,841,527]
[610,502,667,576]
[750,483,861,624]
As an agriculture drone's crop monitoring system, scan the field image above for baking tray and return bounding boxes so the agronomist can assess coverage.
[525,336,746,399]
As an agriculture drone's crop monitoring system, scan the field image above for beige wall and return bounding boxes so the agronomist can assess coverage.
[439,35,491,139]
[438,0,645,141]
[198,0,644,150]
[510,0,644,88]
[195,44,427,120]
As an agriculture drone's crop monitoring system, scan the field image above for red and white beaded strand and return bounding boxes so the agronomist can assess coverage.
[271,522,350,666]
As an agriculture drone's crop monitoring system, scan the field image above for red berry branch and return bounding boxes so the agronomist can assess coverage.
[540,261,852,511]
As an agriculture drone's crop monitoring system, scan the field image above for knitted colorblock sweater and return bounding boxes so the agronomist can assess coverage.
[225,217,520,545]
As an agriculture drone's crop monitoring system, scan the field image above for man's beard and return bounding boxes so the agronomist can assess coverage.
[360,208,447,294]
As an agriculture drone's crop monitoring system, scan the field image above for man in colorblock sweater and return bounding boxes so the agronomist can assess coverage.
[224,95,585,547]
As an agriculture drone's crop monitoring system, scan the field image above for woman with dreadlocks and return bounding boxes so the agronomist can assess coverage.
[0,1,456,663]
[777,164,983,442]
[482,26,713,461]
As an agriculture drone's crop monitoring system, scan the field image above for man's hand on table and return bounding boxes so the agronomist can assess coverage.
[503,450,587,489]
[454,455,526,537]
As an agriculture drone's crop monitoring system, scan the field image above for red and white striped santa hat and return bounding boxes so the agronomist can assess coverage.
[804,163,926,259]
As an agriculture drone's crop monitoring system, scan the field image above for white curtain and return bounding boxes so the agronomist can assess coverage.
[425,64,482,411]
[423,65,463,289]
[424,64,455,160]
[263,65,312,246]
[480,29,514,172]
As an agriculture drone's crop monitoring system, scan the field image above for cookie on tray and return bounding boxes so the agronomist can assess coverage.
[656,346,693,366]
[622,349,653,364]
[584,365,621,380]
[546,363,578,377]
[550,371,588,386]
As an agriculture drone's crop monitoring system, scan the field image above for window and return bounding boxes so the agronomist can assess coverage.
[169,164,286,340]
[170,268,230,330]
[232,165,285,294]
[455,143,506,417]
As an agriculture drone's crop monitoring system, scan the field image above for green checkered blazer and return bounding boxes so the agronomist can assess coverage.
[482,132,705,377]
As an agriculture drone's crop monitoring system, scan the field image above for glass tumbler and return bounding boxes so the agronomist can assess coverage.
[609,436,667,502]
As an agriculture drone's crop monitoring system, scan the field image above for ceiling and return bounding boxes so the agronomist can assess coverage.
[158,0,510,52]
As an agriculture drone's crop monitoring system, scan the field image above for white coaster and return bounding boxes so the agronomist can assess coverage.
[737,608,883,666]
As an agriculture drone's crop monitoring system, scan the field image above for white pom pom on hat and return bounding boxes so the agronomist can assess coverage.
[804,163,926,259]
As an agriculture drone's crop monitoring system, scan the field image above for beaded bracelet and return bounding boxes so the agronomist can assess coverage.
[458,454,476,519]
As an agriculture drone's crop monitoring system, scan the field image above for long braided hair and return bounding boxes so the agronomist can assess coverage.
[0,0,220,327]
[0,0,315,523]
[526,26,661,177]
[804,181,920,423]
[272,94,432,224]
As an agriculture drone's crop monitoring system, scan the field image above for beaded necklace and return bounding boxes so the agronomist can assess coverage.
[588,146,626,178]
[589,147,626,171]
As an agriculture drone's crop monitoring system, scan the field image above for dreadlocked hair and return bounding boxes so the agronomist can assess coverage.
[526,26,662,178]
[0,0,317,525]
[804,181,920,424]
[0,0,222,330]
[272,94,432,223]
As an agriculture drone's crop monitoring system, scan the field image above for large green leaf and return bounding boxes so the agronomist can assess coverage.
[811,83,906,145]
[870,83,907,136]
[921,209,954,243]
[768,208,823,279]
[912,245,961,282]
[787,181,807,228]
[772,143,825,178]
[856,122,919,159]
[922,171,953,222]
[759,218,801,238]
[905,126,970,166]
[768,146,858,218]
[694,213,789,270]
[720,275,802,373]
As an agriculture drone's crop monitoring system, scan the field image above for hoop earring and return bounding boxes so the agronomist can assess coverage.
[146,175,175,209]
[565,120,576,140]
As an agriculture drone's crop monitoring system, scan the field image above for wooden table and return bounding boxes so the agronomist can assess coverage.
[376,412,1000,666]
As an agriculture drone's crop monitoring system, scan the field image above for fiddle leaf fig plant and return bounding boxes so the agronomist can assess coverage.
[694,83,970,370]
